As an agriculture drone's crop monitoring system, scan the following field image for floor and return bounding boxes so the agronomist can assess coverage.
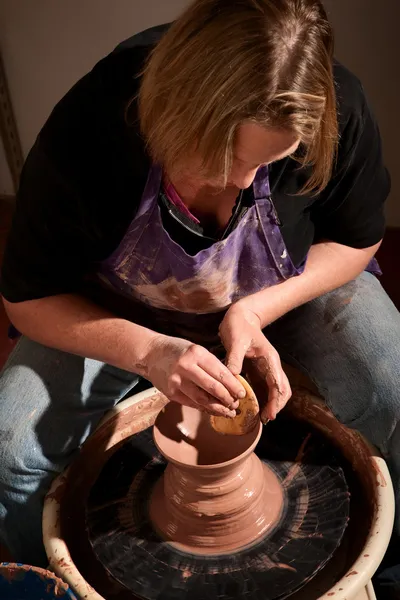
[0,198,399,566]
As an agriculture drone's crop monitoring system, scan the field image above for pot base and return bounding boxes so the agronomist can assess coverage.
[149,404,284,555]
[149,457,284,556]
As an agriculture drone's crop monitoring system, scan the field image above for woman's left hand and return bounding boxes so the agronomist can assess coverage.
[219,300,292,422]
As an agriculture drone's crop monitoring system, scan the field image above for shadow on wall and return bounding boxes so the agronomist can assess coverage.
[324,0,399,227]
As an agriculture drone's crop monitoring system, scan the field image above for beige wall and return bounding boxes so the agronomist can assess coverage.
[324,0,399,226]
[0,0,189,159]
[0,0,398,224]
[0,137,14,196]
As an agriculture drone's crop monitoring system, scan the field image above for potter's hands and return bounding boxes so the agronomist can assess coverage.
[219,302,292,422]
[144,334,246,418]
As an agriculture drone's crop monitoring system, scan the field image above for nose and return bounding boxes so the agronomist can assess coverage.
[229,167,259,189]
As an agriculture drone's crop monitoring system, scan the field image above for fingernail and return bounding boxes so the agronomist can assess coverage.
[226,409,237,419]
[238,390,246,399]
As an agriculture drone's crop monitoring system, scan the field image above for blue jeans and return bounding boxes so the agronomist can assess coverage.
[1,271,400,567]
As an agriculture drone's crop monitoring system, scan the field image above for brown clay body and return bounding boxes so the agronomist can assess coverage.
[149,402,283,555]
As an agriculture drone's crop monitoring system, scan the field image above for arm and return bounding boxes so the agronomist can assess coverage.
[220,76,389,421]
[219,241,381,423]
[219,241,380,422]
[241,240,381,328]
[3,293,158,375]
[3,293,245,417]
[1,132,244,417]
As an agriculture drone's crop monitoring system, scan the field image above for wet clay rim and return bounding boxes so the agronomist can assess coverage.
[150,406,282,554]
[153,402,262,469]
[43,385,394,600]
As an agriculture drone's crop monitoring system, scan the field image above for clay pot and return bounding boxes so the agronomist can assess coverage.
[43,386,395,600]
[149,402,283,554]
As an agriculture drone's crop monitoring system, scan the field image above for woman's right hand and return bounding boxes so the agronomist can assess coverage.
[143,335,246,417]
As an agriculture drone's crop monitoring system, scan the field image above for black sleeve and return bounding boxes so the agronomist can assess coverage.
[1,46,150,304]
[311,87,390,248]
[0,140,96,302]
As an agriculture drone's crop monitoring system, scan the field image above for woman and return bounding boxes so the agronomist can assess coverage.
[0,0,398,585]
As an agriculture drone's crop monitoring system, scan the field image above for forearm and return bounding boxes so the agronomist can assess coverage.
[2,293,160,376]
[245,240,381,327]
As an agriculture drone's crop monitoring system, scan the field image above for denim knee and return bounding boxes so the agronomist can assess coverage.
[325,350,400,456]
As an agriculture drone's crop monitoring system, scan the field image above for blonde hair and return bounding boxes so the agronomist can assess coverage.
[138,0,338,194]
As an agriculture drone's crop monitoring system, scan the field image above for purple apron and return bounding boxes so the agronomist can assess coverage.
[6,165,381,344]
[98,164,304,351]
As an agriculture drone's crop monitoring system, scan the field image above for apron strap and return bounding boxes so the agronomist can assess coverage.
[136,163,163,219]
[253,165,271,200]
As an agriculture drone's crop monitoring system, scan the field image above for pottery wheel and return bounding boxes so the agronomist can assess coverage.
[86,416,350,600]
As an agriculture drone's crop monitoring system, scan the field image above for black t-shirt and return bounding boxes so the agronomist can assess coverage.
[0,25,390,305]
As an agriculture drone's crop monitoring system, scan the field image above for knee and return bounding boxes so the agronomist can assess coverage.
[366,347,400,427]
[327,352,400,453]
[0,365,51,482]
[0,419,37,487]
[0,408,48,491]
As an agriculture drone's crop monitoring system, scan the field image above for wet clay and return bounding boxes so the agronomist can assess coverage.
[53,386,378,600]
[149,403,283,554]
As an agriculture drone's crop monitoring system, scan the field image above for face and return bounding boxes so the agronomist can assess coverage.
[172,123,300,193]
[228,123,300,189]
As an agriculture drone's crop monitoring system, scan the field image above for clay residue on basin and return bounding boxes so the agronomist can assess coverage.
[244,363,380,600]
[55,390,168,600]
[53,385,382,600]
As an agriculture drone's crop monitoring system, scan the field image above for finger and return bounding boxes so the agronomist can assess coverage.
[263,386,281,422]
[178,345,246,400]
[225,348,246,376]
[262,376,292,421]
[221,333,251,377]
[268,367,292,419]
[189,365,240,410]
[180,381,237,418]
[248,349,290,421]
[196,353,247,400]
[277,374,292,412]
[170,390,205,412]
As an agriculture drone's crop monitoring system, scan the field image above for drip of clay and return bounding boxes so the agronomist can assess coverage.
[149,402,283,555]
